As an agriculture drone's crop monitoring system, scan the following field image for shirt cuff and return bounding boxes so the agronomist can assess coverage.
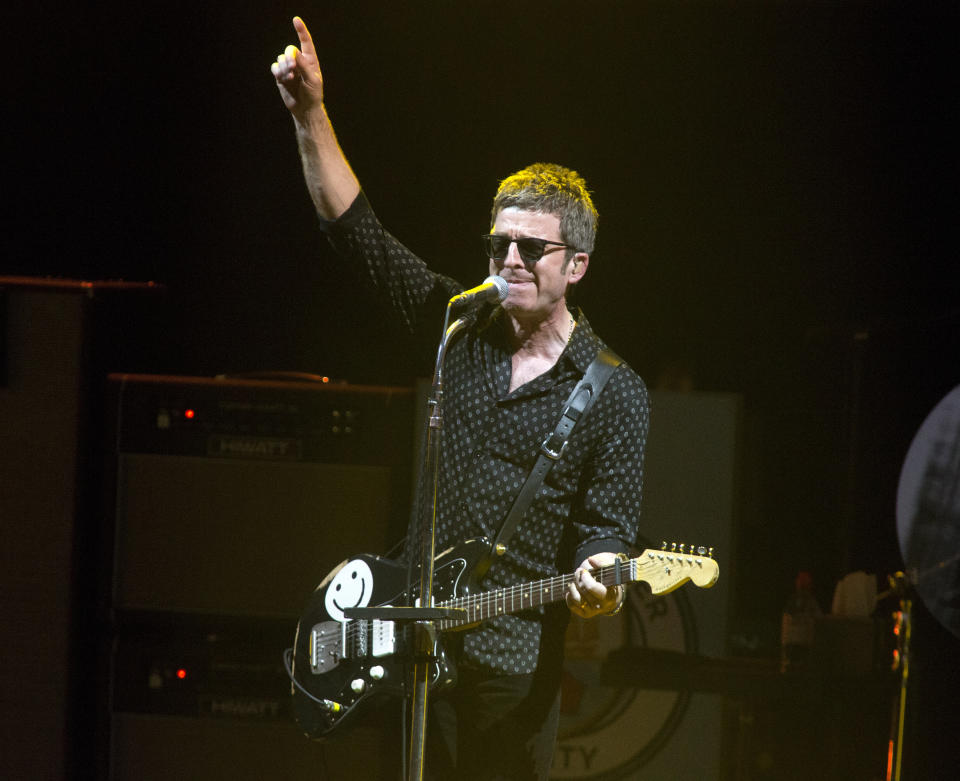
[316,191,371,234]
[575,537,630,566]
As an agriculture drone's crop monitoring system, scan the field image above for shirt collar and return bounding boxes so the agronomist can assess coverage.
[479,304,602,377]
[563,306,602,374]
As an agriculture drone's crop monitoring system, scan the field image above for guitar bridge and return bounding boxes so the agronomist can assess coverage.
[309,621,343,675]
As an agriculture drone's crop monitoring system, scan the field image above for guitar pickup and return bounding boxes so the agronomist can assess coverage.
[345,618,397,659]
[369,620,396,658]
[310,619,398,675]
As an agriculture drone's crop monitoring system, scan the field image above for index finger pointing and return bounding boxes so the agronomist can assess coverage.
[292,16,316,58]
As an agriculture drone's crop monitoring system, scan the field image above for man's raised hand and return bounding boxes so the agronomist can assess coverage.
[271,16,324,121]
[270,15,360,219]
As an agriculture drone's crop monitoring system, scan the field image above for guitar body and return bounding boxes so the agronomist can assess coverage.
[290,537,719,740]
[291,538,492,739]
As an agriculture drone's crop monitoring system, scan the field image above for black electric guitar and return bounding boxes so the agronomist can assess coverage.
[290,538,719,739]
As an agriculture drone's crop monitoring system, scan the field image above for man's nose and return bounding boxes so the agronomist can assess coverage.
[503,241,525,267]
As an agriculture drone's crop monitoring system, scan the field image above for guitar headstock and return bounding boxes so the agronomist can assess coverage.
[632,542,719,595]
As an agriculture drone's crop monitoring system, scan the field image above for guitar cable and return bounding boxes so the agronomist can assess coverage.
[282,647,344,714]
[284,647,411,777]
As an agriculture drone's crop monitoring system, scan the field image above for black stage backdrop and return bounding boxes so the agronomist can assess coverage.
[5,1,959,776]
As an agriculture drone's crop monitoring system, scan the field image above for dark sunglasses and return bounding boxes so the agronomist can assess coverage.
[481,234,574,264]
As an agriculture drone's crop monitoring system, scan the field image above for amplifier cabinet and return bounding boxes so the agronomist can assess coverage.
[107,374,416,619]
[102,374,416,780]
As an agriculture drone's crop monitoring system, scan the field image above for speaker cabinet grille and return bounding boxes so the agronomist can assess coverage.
[114,454,399,617]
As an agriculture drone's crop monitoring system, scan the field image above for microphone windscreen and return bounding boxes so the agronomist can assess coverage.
[485,275,509,302]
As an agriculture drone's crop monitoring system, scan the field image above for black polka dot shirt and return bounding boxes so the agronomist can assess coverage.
[322,193,649,677]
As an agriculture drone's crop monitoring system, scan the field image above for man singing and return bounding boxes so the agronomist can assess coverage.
[272,17,649,779]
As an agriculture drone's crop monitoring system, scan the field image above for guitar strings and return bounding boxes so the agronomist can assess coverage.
[335,556,703,645]
[335,561,635,644]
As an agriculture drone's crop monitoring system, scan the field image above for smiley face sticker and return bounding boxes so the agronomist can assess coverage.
[324,558,375,622]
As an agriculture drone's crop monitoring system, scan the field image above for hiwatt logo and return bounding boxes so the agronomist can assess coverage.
[207,435,301,460]
[552,583,698,780]
[200,696,283,720]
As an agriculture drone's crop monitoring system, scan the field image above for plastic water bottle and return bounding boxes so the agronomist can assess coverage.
[780,571,821,672]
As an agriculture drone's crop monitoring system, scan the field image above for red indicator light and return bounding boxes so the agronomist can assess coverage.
[321,376,330,383]
[184,409,195,419]
[176,668,187,680]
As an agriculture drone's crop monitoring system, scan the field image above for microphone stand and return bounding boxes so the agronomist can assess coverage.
[405,306,473,781]
[345,297,489,779]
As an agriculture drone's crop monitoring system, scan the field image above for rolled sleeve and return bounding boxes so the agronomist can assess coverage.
[573,369,650,565]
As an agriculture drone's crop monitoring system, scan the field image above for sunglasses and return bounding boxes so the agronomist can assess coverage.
[481,234,574,264]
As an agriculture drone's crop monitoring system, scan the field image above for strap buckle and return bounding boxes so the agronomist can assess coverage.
[540,433,568,460]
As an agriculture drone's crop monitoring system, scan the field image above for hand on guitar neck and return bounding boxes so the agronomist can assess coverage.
[566,552,626,617]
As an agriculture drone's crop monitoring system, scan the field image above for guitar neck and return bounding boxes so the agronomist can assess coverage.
[434,545,719,630]
[436,560,634,630]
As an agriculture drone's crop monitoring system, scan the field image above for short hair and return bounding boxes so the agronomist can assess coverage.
[490,163,598,255]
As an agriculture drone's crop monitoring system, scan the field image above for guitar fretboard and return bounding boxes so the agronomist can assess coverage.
[435,559,636,630]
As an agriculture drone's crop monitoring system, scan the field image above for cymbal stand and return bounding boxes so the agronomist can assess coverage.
[885,572,911,781]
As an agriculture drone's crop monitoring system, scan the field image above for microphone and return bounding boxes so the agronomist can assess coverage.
[448,276,509,308]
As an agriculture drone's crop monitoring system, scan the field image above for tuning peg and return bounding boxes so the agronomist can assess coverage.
[708,547,714,558]
[679,543,685,554]
[661,541,667,550]
[670,542,677,552]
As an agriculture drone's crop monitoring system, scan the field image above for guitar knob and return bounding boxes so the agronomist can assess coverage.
[369,665,385,681]
[350,678,366,694]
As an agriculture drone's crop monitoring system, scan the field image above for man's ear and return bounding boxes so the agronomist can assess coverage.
[568,252,589,283]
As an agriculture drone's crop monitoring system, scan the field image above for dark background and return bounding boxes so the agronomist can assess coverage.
[5,0,959,776]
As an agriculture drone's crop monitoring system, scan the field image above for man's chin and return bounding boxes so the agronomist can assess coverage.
[502,288,535,309]
[501,300,552,324]
[501,299,531,316]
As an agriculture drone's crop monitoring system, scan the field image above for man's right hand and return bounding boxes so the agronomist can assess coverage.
[270,15,360,220]
[271,16,324,123]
